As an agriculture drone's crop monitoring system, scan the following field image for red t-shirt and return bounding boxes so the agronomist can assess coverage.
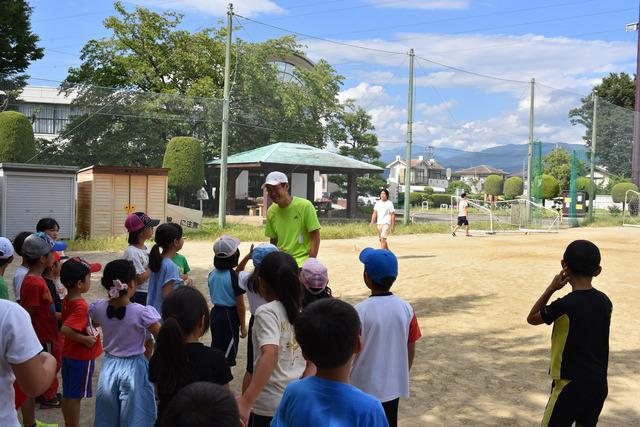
[408,311,422,343]
[20,275,58,344]
[61,298,103,360]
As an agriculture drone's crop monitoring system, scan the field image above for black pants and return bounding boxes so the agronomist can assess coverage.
[210,306,240,366]
[543,378,607,427]
[382,398,399,427]
[131,291,147,305]
[248,413,272,427]
[246,314,255,373]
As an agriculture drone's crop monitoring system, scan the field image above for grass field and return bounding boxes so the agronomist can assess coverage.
[10,226,640,426]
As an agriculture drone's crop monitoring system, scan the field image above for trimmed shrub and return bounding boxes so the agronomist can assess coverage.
[612,182,639,211]
[503,176,523,199]
[163,136,204,206]
[0,111,37,162]
[430,194,453,207]
[541,174,560,201]
[483,175,503,196]
[447,180,471,194]
[576,177,596,199]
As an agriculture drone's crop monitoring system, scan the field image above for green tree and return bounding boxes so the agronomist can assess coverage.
[576,177,596,199]
[447,180,471,194]
[503,176,523,199]
[0,111,36,162]
[540,174,560,202]
[0,0,44,110]
[332,105,380,162]
[543,148,585,191]
[483,175,503,196]
[163,136,204,206]
[611,182,638,211]
[568,72,635,177]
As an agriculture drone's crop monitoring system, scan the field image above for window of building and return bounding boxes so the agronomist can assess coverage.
[15,103,78,135]
[415,169,424,183]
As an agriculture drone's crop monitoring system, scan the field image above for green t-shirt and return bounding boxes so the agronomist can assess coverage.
[172,253,191,276]
[0,275,9,300]
[265,196,321,266]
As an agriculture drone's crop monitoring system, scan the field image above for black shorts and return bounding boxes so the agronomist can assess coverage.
[457,216,469,226]
[246,314,255,373]
[542,378,608,427]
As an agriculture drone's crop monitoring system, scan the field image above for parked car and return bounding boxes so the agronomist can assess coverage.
[358,195,379,205]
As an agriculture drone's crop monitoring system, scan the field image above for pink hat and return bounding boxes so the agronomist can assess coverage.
[125,212,160,232]
[299,258,328,291]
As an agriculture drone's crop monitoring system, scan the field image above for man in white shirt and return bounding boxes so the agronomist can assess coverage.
[370,189,395,250]
[452,192,470,237]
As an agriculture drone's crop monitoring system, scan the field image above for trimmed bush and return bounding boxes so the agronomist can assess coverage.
[503,176,523,199]
[0,111,37,162]
[612,182,639,211]
[447,180,471,194]
[430,194,453,207]
[163,136,204,206]
[576,177,596,199]
[541,174,560,201]
[483,175,503,196]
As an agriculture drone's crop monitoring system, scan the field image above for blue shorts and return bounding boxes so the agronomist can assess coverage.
[62,357,95,399]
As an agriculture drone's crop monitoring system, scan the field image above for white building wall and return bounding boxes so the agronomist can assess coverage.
[290,173,307,198]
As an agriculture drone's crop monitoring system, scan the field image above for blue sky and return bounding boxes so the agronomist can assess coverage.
[26,0,638,152]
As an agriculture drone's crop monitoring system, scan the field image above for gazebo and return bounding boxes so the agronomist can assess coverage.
[207,142,383,218]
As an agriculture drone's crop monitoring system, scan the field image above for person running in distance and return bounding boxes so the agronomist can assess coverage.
[370,189,395,250]
[452,193,470,237]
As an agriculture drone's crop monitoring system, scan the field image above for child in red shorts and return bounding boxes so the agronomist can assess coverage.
[60,257,103,427]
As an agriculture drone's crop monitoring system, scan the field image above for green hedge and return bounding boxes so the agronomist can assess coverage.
[0,111,36,162]
[163,136,204,205]
[503,176,523,199]
[576,177,596,199]
[430,194,453,207]
[483,175,504,196]
[612,182,638,204]
[541,174,560,200]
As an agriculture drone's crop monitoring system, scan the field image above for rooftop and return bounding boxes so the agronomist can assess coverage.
[454,165,509,176]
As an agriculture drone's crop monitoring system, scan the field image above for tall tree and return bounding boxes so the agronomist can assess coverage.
[568,72,635,177]
[333,105,380,162]
[0,0,44,110]
[543,147,585,191]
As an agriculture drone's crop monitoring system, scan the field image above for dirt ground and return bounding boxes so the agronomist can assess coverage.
[9,227,640,426]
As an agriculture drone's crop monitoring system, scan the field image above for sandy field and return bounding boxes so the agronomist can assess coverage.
[8,227,640,426]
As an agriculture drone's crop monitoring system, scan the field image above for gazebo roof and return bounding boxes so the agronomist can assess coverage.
[207,142,383,174]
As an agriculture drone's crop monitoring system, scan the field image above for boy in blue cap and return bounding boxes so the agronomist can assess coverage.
[351,248,421,427]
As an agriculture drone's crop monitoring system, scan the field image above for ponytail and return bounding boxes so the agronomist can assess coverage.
[258,252,302,324]
[149,223,182,273]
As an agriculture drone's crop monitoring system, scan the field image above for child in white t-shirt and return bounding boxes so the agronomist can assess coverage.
[351,248,422,427]
[370,189,395,250]
[237,251,311,427]
[123,212,160,306]
[11,232,31,302]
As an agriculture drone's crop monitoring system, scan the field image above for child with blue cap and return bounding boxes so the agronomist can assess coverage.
[350,248,422,427]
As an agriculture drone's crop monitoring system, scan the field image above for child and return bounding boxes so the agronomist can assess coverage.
[123,212,159,306]
[272,299,389,427]
[237,243,277,392]
[0,299,57,427]
[36,217,61,242]
[150,286,232,421]
[527,240,612,427]
[350,248,422,427]
[43,252,64,329]
[299,258,332,309]
[90,259,161,427]
[0,237,15,300]
[59,257,103,427]
[19,232,67,421]
[147,223,182,315]
[451,192,470,237]
[237,251,310,427]
[159,382,240,427]
[172,237,192,286]
[11,231,31,303]
[208,235,247,367]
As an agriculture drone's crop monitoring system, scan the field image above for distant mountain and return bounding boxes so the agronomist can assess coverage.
[379,143,588,174]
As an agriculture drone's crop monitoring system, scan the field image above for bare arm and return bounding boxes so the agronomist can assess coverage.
[147,322,161,338]
[309,229,320,258]
[408,341,416,370]
[302,360,316,378]
[237,244,254,273]
[162,281,175,298]
[370,210,377,226]
[238,345,278,423]
[11,352,57,397]
[236,295,247,338]
[136,269,150,285]
[60,326,96,348]
[527,269,568,325]
[391,212,396,230]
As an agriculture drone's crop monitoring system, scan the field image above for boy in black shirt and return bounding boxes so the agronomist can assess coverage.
[527,240,612,427]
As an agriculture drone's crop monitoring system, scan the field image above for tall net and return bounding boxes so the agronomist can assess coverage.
[623,189,640,228]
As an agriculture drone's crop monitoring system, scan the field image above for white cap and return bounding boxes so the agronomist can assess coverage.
[0,237,15,260]
[262,171,288,189]
[213,235,241,258]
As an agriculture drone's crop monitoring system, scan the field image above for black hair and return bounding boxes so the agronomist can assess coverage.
[155,287,212,399]
[160,382,239,427]
[36,217,60,232]
[25,256,46,267]
[295,299,361,369]
[258,251,302,324]
[12,231,31,257]
[101,259,137,297]
[150,223,182,273]
[302,286,332,309]
[128,229,145,246]
[369,275,396,292]
[563,240,601,277]
[0,256,13,267]
[461,192,467,198]
[380,189,389,198]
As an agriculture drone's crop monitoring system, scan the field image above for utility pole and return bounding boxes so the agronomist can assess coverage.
[628,7,640,185]
[218,3,233,227]
[403,49,415,225]
[527,78,535,204]
[588,91,598,222]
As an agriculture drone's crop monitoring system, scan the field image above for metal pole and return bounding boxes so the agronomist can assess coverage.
[218,3,233,227]
[633,4,640,185]
[588,91,598,222]
[403,49,415,225]
[527,78,535,203]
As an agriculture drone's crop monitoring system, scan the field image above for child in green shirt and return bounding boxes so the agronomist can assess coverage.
[0,237,15,299]
[172,237,192,286]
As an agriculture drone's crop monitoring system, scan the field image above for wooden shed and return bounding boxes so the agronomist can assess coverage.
[77,166,169,238]
[0,163,78,240]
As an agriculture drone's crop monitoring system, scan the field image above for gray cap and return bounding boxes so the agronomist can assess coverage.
[22,232,67,259]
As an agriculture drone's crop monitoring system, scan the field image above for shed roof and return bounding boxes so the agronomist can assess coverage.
[0,163,78,174]
[77,165,169,176]
[207,143,383,174]
[454,165,509,176]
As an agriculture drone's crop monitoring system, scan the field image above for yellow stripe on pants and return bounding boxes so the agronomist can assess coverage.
[542,379,571,427]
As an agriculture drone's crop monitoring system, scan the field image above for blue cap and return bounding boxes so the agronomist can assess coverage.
[252,243,278,267]
[358,248,398,284]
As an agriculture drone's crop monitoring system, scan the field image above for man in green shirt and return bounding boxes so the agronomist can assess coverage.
[0,237,15,299]
[263,171,321,266]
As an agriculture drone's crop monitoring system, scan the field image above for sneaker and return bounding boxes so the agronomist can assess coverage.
[39,396,61,409]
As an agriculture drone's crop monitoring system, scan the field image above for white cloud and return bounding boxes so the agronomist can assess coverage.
[368,0,470,10]
[136,0,284,17]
